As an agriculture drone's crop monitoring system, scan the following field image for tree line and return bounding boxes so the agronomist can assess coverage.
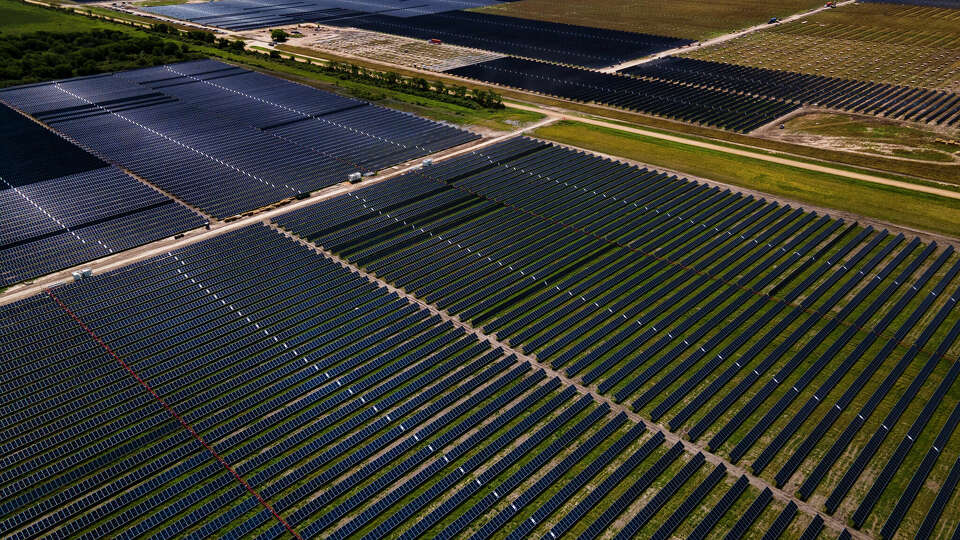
[0,29,203,87]
[317,60,503,109]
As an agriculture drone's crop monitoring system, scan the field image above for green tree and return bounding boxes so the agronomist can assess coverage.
[271,29,289,43]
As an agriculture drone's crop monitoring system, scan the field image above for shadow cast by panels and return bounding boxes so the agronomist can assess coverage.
[0,105,104,188]
[0,105,204,287]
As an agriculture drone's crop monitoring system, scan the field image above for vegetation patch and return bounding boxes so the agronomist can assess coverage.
[773,112,960,164]
[0,28,203,86]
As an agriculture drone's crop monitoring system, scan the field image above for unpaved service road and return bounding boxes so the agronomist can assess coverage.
[511,102,960,201]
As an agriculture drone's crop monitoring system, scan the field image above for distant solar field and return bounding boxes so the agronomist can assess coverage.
[321,11,693,68]
[145,2,688,67]
[682,3,960,93]
[620,57,960,127]
[0,60,478,219]
[0,105,203,287]
[860,0,960,6]
[446,57,798,132]
[145,0,508,30]
[276,136,960,538]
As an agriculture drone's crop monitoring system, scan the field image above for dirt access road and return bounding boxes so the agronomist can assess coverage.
[510,102,960,201]
[0,116,556,307]
[601,0,857,73]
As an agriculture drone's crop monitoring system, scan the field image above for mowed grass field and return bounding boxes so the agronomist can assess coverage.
[0,0,125,34]
[532,120,960,238]
[474,0,824,40]
[684,3,960,91]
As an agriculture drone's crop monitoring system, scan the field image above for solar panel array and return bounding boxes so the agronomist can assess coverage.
[0,105,203,287]
[275,136,960,538]
[860,0,960,6]
[145,2,689,67]
[621,56,960,126]
[0,105,104,188]
[0,60,478,219]
[445,57,799,132]
[0,225,836,538]
[321,11,693,68]
[146,0,507,30]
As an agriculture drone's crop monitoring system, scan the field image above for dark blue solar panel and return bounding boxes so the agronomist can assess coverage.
[1,60,479,219]
[0,102,204,286]
[146,0,510,30]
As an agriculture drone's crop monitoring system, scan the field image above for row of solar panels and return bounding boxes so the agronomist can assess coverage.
[319,11,693,68]
[445,57,799,132]
[275,136,960,538]
[860,0,960,6]
[146,0,508,29]
[0,60,478,220]
[621,57,960,126]
[0,225,840,538]
[145,4,690,67]
[0,104,204,287]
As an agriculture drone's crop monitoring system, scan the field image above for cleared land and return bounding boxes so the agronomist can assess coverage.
[474,0,825,40]
[771,112,960,164]
[247,25,504,72]
[683,3,960,91]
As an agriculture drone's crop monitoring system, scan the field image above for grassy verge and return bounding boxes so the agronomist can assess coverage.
[552,108,960,188]
[532,120,960,237]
